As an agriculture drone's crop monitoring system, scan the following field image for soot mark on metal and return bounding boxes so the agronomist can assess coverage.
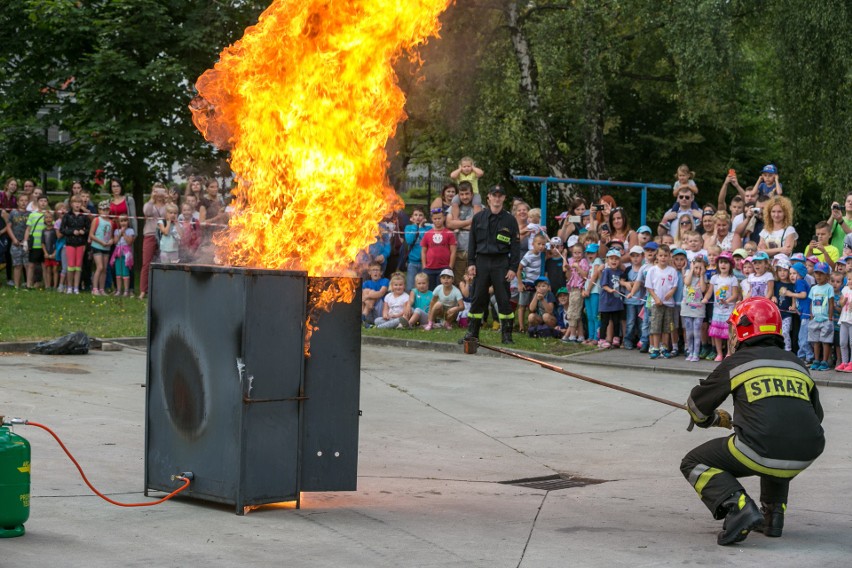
[162,331,207,439]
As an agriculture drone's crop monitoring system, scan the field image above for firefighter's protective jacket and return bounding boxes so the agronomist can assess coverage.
[687,336,825,465]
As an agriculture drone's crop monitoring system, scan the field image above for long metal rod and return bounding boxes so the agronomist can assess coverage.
[475,343,687,411]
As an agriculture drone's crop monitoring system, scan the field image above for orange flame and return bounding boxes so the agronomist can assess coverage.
[191,0,450,280]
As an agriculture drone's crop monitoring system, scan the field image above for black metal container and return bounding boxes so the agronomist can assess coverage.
[144,264,361,514]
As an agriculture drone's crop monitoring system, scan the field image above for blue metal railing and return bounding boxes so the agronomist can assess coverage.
[512,176,672,227]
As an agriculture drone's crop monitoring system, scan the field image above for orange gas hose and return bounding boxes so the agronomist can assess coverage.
[25,421,190,507]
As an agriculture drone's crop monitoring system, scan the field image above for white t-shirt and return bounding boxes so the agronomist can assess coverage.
[711,274,739,317]
[746,271,775,299]
[685,249,708,263]
[383,291,410,319]
[644,265,679,307]
[433,285,463,308]
[758,226,797,251]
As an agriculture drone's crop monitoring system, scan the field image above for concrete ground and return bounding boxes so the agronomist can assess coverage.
[1,344,850,567]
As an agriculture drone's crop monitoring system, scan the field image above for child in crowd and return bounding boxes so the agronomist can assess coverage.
[88,200,113,295]
[623,245,646,349]
[670,248,688,355]
[555,287,570,339]
[425,269,464,331]
[23,197,46,289]
[406,272,433,327]
[458,265,476,328]
[8,195,28,288]
[682,254,707,361]
[583,243,604,344]
[705,251,739,361]
[672,164,699,197]
[789,263,814,363]
[636,226,653,248]
[518,234,548,332]
[831,271,844,368]
[53,203,67,293]
[545,237,567,292]
[362,262,389,327]
[563,243,589,342]
[774,259,795,351]
[177,203,201,262]
[449,157,484,206]
[41,210,58,290]
[627,241,659,353]
[404,206,431,292]
[157,203,181,264]
[420,208,457,290]
[79,190,96,214]
[110,215,135,296]
[526,208,547,250]
[645,244,678,359]
[375,273,411,329]
[598,249,626,348]
[527,277,557,335]
[838,275,852,371]
[808,263,834,371]
[59,195,90,294]
[683,231,707,263]
[746,251,775,299]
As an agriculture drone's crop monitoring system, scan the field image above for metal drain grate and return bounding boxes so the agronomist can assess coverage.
[500,474,607,491]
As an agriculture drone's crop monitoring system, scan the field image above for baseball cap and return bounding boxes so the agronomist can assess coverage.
[807,256,819,264]
[629,245,644,255]
[98,200,110,210]
[776,259,791,270]
[792,263,807,278]
[606,239,624,249]
[752,251,770,261]
[566,235,579,248]
[556,287,569,296]
[762,164,778,174]
[643,241,659,251]
[555,211,568,220]
[534,276,550,285]
[773,253,790,264]
[790,252,806,263]
[814,262,831,274]
[637,225,652,235]
[439,269,454,278]
[718,251,734,263]
[549,236,563,248]
[732,248,748,258]
[488,185,506,195]
[672,248,687,257]
[581,210,591,217]
[606,249,621,258]
[744,256,754,263]
[585,243,600,253]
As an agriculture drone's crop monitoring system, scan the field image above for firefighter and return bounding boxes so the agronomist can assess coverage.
[463,185,521,344]
[681,296,825,545]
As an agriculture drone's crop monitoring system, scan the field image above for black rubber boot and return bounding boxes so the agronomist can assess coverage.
[501,320,514,344]
[717,491,764,545]
[459,317,482,344]
[755,502,785,537]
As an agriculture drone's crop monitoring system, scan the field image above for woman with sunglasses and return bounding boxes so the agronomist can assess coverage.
[659,188,702,236]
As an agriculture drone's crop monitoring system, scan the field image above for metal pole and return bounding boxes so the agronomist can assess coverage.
[641,186,648,227]
[474,342,687,411]
[540,180,548,222]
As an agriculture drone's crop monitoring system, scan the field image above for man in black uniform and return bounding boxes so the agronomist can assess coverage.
[463,184,521,344]
[681,296,825,545]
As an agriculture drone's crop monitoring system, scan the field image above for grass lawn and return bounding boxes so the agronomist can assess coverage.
[363,324,592,357]
[0,286,148,342]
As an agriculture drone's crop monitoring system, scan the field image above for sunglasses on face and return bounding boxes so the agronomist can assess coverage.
[680,220,692,225]
[678,195,692,200]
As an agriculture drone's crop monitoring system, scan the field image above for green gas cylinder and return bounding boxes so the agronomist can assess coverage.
[0,425,30,538]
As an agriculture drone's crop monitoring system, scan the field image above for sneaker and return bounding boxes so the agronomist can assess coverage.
[835,362,847,372]
[690,355,701,362]
[73,288,80,294]
[844,364,852,373]
[714,354,724,362]
[599,340,611,349]
[576,336,585,343]
[400,318,410,329]
[423,322,433,331]
[612,337,621,347]
[704,350,717,360]
[443,321,453,330]
[639,342,649,354]
[567,335,577,342]
[817,361,830,372]
[649,349,660,360]
[810,361,821,371]
[661,348,672,359]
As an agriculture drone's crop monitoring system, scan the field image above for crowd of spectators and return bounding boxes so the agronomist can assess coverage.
[362,162,852,373]
[0,175,227,299]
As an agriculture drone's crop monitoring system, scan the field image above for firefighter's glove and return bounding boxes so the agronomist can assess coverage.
[710,409,733,429]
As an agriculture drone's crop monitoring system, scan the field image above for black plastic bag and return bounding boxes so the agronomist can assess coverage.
[29,332,90,355]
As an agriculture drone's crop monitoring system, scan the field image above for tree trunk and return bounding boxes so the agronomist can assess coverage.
[580,14,606,201]
[505,0,569,187]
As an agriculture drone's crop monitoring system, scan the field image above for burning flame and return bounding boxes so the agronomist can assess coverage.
[191,0,450,279]
[191,0,449,353]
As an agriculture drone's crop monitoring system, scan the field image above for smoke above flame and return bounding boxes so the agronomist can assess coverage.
[190,0,450,279]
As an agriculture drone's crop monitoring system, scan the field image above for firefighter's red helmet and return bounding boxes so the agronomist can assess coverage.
[728,296,782,342]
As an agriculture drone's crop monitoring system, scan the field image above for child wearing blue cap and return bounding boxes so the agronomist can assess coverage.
[583,242,604,344]
[755,164,782,196]
[598,249,627,348]
[788,263,814,363]
[808,262,834,371]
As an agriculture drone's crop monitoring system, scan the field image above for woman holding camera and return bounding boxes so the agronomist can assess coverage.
[757,196,797,258]
[556,197,588,243]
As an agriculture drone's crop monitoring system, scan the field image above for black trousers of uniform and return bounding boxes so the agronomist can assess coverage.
[681,435,791,519]
[469,255,513,320]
